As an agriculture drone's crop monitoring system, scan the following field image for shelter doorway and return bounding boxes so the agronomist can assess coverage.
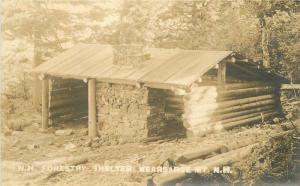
[48,78,88,127]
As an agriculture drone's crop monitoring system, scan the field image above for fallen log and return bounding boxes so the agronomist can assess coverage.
[153,144,256,186]
[174,144,228,163]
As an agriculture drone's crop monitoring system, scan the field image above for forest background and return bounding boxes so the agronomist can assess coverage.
[1,0,300,120]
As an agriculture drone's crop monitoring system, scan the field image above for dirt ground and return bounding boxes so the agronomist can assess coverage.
[1,119,208,186]
[1,117,300,186]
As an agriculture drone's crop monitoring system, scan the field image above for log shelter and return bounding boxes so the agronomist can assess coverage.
[33,44,287,141]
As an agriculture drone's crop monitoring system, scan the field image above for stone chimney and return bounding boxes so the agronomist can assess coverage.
[113,44,150,67]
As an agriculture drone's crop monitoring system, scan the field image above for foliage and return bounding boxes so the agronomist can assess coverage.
[1,0,300,111]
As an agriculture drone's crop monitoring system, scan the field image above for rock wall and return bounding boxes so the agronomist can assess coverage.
[95,83,165,143]
[281,89,300,119]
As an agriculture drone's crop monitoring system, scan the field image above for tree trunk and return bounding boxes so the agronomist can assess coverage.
[261,14,270,68]
[33,32,42,109]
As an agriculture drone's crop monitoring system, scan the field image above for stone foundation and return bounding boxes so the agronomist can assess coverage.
[95,83,166,143]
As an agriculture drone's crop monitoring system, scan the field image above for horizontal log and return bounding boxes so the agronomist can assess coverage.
[220,110,275,124]
[166,103,184,109]
[50,88,87,97]
[49,108,87,118]
[52,83,86,90]
[221,87,274,98]
[165,107,184,114]
[183,105,274,124]
[281,84,300,90]
[219,94,274,108]
[185,108,275,127]
[225,82,270,90]
[184,95,274,115]
[220,99,275,114]
[50,98,87,108]
[165,96,184,103]
[51,84,87,91]
[50,93,88,101]
[49,101,87,111]
[153,129,293,186]
[51,85,87,92]
[50,112,88,124]
[214,105,274,120]
[223,112,276,130]
[51,96,88,103]
[198,94,272,109]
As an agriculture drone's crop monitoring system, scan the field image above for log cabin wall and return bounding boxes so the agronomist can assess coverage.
[183,63,281,137]
[158,89,186,137]
[182,71,218,137]
[49,78,88,125]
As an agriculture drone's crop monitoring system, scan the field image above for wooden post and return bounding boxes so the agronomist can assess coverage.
[42,78,49,129]
[88,79,97,138]
[217,61,226,91]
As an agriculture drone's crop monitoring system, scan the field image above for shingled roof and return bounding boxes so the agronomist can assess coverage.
[33,43,232,89]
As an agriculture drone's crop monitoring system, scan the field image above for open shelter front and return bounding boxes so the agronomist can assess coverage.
[34,44,287,142]
[47,78,88,125]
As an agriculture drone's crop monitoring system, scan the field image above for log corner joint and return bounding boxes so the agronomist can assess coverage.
[217,61,227,92]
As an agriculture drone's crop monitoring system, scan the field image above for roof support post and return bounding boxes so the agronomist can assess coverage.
[217,61,226,92]
[88,78,97,138]
[42,78,49,130]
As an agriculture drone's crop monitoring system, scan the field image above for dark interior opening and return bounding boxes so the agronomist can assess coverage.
[49,78,88,127]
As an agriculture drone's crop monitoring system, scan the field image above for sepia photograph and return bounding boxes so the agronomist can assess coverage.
[1,0,300,185]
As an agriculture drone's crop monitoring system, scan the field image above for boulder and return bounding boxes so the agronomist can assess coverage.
[64,143,76,152]
[55,129,73,136]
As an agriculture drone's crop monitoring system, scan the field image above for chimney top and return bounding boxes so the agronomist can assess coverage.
[113,44,150,67]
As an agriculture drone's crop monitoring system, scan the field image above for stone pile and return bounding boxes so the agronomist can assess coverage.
[95,83,165,142]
